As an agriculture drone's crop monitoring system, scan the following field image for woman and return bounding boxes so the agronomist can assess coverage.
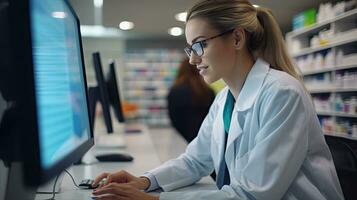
[167,58,215,143]
[92,1,344,199]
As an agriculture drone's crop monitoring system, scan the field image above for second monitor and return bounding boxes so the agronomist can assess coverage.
[89,52,128,148]
[90,52,125,132]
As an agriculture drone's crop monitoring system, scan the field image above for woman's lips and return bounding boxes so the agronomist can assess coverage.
[197,66,209,75]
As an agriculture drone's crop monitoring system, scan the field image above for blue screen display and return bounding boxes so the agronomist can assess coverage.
[30,0,91,169]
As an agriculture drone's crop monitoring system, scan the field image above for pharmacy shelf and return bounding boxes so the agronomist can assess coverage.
[129,101,167,107]
[125,73,173,81]
[300,64,357,76]
[125,75,175,80]
[287,8,357,38]
[123,50,183,127]
[317,111,357,118]
[292,36,357,58]
[125,94,168,99]
[124,83,168,89]
[125,63,176,71]
[124,80,168,84]
[308,87,357,93]
[286,7,357,141]
[124,70,177,75]
[324,132,357,141]
[124,59,183,63]
[300,67,335,76]
[124,78,174,82]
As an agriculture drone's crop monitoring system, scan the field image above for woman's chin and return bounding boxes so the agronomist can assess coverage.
[202,76,219,85]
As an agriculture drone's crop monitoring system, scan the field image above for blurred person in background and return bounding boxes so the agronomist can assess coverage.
[167,58,215,143]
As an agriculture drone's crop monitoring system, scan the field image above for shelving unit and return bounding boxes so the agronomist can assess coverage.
[122,49,183,127]
[317,111,357,118]
[286,8,357,140]
[308,87,357,94]
[324,132,357,140]
[300,64,357,75]
[291,36,357,57]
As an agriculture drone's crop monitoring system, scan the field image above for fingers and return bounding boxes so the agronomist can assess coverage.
[93,183,132,197]
[92,194,127,200]
[104,174,115,186]
[92,172,109,187]
[91,194,123,200]
[106,170,131,185]
[92,184,155,200]
[93,170,137,189]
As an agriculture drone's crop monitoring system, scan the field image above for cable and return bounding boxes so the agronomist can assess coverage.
[64,169,80,189]
[40,174,59,200]
[37,169,80,200]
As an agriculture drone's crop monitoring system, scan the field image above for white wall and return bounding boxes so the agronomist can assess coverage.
[81,37,126,86]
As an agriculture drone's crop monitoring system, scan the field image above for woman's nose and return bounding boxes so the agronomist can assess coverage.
[189,53,201,65]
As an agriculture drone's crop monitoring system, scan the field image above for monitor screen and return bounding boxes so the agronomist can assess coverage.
[30,0,91,169]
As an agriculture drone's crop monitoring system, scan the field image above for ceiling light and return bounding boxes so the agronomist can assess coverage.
[168,27,183,36]
[52,12,66,19]
[253,4,259,8]
[94,0,103,8]
[175,12,187,22]
[119,21,134,30]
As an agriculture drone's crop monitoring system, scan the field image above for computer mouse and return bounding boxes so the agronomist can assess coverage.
[95,153,134,162]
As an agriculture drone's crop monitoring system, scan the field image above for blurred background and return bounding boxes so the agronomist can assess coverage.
[70,0,357,140]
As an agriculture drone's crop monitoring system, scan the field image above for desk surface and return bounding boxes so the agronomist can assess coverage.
[35,125,216,200]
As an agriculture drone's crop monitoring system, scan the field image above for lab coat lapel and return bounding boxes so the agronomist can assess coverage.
[225,58,270,163]
[225,109,242,163]
[212,89,228,166]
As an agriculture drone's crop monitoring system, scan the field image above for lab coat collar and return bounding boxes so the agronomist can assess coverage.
[236,58,270,111]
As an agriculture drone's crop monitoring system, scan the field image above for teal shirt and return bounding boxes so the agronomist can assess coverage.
[216,90,235,189]
[223,90,235,133]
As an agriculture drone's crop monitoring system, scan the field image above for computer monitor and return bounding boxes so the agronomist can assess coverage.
[107,61,142,134]
[0,0,93,195]
[107,60,125,123]
[91,52,114,133]
[87,54,131,149]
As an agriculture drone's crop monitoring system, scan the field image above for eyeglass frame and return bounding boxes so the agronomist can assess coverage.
[184,28,235,58]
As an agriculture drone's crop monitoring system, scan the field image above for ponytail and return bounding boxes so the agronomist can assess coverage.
[254,8,302,83]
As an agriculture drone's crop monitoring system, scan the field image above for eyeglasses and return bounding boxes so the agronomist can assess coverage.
[184,29,234,58]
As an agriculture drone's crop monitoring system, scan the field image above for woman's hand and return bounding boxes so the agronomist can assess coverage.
[92,183,159,200]
[92,170,150,190]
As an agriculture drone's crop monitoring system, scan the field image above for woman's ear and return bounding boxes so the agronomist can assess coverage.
[233,28,245,50]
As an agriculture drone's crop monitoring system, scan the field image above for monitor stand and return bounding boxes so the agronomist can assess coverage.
[1,161,36,200]
[81,122,131,164]
[95,122,127,148]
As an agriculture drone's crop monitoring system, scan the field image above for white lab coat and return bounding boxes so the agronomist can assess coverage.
[149,58,344,200]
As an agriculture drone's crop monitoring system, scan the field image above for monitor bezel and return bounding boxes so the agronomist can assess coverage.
[108,61,125,123]
[14,0,94,186]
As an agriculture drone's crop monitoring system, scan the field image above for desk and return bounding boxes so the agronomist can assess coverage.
[35,125,216,200]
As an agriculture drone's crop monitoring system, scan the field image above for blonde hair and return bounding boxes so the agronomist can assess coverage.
[186,0,305,86]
